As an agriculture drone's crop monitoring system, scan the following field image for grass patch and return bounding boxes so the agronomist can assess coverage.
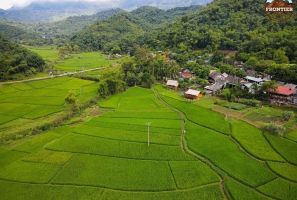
[0,180,104,200]
[162,95,230,134]
[258,178,297,200]
[72,125,180,146]
[0,160,60,183]
[169,161,219,189]
[231,120,283,161]
[226,178,270,200]
[54,52,112,71]
[264,133,297,165]
[23,150,72,165]
[186,122,276,186]
[101,184,224,200]
[46,133,192,161]
[53,154,176,191]
[268,161,297,182]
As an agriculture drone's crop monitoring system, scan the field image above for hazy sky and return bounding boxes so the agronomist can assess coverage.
[0,0,116,9]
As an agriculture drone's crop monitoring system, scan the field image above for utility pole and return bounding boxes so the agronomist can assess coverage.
[146,122,151,147]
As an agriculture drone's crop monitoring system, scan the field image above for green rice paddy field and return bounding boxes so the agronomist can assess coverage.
[0,77,99,142]
[26,46,114,71]
[0,82,296,199]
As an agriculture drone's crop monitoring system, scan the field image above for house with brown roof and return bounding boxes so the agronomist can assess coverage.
[269,85,296,105]
[184,89,200,99]
[166,80,179,90]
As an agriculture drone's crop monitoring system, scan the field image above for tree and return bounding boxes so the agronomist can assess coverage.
[273,49,289,64]
[223,89,235,102]
[282,111,294,121]
[98,81,108,97]
[261,81,277,93]
[65,92,77,105]
[245,56,259,68]
[210,51,224,65]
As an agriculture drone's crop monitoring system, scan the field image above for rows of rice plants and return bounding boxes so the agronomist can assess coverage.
[0,86,223,199]
[231,120,284,161]
[158,87,297,200]
[258,178,297,200]
[0,77,98,142]
[1,85,296,199]
[161,95,231,134]
[186,122,276,186]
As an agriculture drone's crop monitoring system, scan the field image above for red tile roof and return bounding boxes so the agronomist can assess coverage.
[272,86,295,96]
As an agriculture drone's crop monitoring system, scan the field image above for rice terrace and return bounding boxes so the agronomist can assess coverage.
[0,0,297,199]
[0,77,296,199]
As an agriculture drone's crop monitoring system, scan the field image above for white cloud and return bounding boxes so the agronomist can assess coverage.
[0,0,118,10]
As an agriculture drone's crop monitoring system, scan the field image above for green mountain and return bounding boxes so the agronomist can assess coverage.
[0,0,210,23]
[71,12,147,53]
[71,5,202,52]
[0,1,103,22]
[0,35,45,80]
[32,9,125,38]
[147,0,297,62]
[0,20,44,45]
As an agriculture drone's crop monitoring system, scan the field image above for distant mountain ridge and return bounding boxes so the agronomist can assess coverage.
[0,1,106,22]
[0,0,211,22]
[120,0,212,10]
[33,9,125,37]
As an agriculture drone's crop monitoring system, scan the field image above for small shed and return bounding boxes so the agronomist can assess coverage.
[166,80,179,90]
[185,89,200,99]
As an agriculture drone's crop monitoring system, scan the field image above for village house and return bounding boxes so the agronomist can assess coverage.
[207,71,229,95]
[184,89,200,99]
[204,83,224,95]
[284,84,297,104]
[209,71,224,83]
[244,76,264,85]
[269,85,295,105]
[225,75,242,88]
[241,82,255,94]
[166,80,179,90]
[180,69,192,80]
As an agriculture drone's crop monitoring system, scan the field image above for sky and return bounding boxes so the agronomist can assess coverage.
[0,0,116,9]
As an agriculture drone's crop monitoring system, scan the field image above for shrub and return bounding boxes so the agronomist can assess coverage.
[282,111,294,121]
[238,99,261,107]
[65,92,77,105]
[263,123,286,136]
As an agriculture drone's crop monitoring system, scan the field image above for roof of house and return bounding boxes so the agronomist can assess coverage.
[285,84,297,90]
[181,70,192,79]
[245,76,263,83]
[204,83,224,92]
[222,73,229,78]
[166,80,179,87]
[226,75,241,85]
[271,86,295,96]
[209,71,222,80]
[243,82,253,89]
[185,89,200,96]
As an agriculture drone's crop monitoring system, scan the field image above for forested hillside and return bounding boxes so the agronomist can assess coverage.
[0,21,45,45]
[71,6,202,53]
[73,0,297,63]
[147,0,297,62]
[0,35,45,80]
[33,9,125,38]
